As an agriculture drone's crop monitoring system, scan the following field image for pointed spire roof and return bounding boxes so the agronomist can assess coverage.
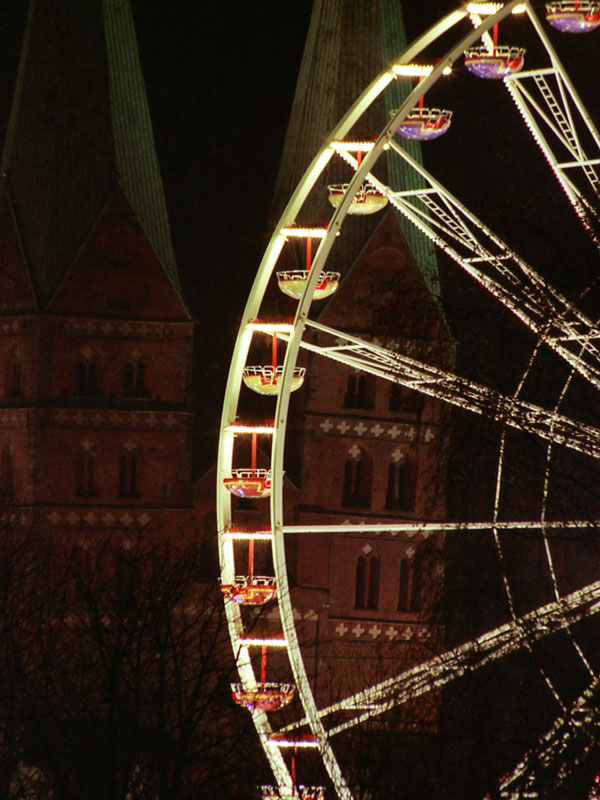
[273,0,442,305]
[2,0,182,307]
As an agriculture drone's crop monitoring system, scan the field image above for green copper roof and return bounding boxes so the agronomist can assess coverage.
[1,0,181,305]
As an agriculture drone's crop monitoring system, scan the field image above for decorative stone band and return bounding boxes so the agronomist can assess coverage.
[51,410,190,430]
[313,417,438,444]
[330,619,444,643]
[63,318,191,340]
[45,508,153,528]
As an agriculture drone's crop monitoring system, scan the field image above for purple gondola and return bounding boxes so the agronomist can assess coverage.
[393,107,452,141]
[464,45,525,79]
[546,1,600,32]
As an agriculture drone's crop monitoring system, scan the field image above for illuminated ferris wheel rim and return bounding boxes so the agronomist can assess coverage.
[216,2,600,798]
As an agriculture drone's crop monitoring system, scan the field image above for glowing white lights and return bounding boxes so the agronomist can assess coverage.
[222,529,273,540]
[280,225,329,238]
[224,422,275,434]
[267,736,319,749]
[237,636,289,647]
[392,63,452,77]
[466,2,526,13]
[246,321,295,334]
[330,139,377,152]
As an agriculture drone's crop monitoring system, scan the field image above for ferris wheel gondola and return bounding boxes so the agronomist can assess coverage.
[545,0,600,32]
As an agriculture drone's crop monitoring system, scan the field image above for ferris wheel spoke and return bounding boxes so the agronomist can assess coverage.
[494,675,600,799]
[280,577,600,738]
[287,320,600,459]
[282,520,600,535]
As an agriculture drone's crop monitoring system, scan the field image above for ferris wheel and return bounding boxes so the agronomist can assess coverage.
[216,2,600,798]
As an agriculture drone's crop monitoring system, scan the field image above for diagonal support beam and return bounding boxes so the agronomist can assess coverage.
[493,676,600,799]
[280,577,600,737]
[288,320,600,460]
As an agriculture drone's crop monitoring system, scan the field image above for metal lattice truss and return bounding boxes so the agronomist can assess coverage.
[494,676,600,799]
[274,319,600,460]
[279,577,600,738]
[474,6,600,232]
[336,142,600,394]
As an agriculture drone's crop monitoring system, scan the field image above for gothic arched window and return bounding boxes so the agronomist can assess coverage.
[398,552,423,612]
[385,452,417,511]
[355,551,380,610]
[342,447,372,508]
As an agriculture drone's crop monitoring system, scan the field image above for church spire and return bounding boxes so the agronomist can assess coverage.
[2,0,181,305]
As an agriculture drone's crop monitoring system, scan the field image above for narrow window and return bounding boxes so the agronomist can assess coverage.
[342,448,372,508]
[398,559,410,612]
[356,375,368,409]
[118,451,140,498]
[123,363,135,396]
[355,552,380,610]
[344,375,357,408]
[367,556,380,610]
[354,556,366,609]
[72,545,93,601]
[398,553,423,612]
[411,555,422,612]
[385,454,417,511]
[76,449,97,498]
[135,362,146,395]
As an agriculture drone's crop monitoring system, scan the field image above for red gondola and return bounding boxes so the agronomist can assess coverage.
[393,107,452,140]
[277,270,340,300]
[231,682,296,712]
[327,182,388,214]
[220,575,277,605]
[223,468,272,499]
[243,365,306,395]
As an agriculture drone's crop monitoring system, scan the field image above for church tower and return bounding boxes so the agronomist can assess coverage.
[0,1,195,541]
[274,0,454,721]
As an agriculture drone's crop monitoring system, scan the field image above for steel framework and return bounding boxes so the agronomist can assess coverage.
[216,2,600,798]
